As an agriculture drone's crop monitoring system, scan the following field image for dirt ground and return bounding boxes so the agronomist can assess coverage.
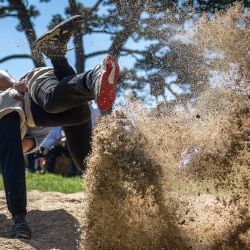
[0,190,86,250]
[0,190,249,250]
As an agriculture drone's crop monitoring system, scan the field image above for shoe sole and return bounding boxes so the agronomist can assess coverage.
[96,55,120,112]
[10,230,31,239]
[36,15,83,47]
[12,232,31,239]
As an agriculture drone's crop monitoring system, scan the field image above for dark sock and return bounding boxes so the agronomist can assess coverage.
[84,71,93,90]
[50,57,76,80]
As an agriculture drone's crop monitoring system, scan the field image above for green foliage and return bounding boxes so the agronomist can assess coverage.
[114,0,248,106]
[1,0,249,106]
[47,14,65,30]
[193,0,249,11]
[15,5,40,31]
[0,173,84,193]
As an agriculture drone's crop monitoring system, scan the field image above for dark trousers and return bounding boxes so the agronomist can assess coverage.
[0,112,27,217]
[27,153,35,172]
[46,145,65,173]
[0,57,94,218]
[31,58,94,170]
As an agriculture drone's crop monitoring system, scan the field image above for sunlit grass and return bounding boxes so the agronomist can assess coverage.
[0,172,84,194]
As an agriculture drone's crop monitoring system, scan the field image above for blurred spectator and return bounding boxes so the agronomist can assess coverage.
[33,147,46,173]
[26,104,100,175]
[42,127,64,173]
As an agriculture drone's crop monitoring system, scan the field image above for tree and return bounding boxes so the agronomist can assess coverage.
[116,1,209,107]
[0,0,45,67]
[186,0,249,12]
[0,0,248,108]
[114,0,249,108]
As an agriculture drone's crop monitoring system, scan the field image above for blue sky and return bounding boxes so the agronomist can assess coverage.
[0,0,179,107]
[0,0,140,79]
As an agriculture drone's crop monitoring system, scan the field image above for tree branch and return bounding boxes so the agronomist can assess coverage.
[121,49,147,55]
[109,1,147,57]
[68,0,85,73]
[0,6,18,11]
[165,85,177,97]
[0,5,18,18]
[8,0,45,67]
[0,54,32,64]
[90,0,103,13]
[85,48,147,59]
[68,0,103,72]
[91,30,116,35]
[85,50,109,59]
[0,13,17,17]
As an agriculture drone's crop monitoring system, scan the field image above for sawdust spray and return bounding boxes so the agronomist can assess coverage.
[81,4,249,249]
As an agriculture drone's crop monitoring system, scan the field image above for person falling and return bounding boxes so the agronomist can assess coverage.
[0,15,120,239]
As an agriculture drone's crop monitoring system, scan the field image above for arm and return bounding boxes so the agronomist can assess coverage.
[22,138,36,153]
[0,70,15,91]
[0,70,28,92]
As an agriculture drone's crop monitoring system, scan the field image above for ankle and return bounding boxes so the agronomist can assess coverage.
[13,213,26,224]
[50,56,67,64]
[87,71,94,90]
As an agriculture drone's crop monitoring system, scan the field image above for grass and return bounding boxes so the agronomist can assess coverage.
[0,173,233,195]
[0,172,84,194]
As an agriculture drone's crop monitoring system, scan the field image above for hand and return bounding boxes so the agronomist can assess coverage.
[13,79,28,93]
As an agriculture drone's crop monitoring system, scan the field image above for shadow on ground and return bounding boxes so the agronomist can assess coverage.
[0,209,80,250]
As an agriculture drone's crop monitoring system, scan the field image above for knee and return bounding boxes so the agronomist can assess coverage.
[78,114,91,125]
[76,105,91,124]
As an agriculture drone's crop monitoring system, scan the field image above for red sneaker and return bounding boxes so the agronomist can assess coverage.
[92,54,120,112]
